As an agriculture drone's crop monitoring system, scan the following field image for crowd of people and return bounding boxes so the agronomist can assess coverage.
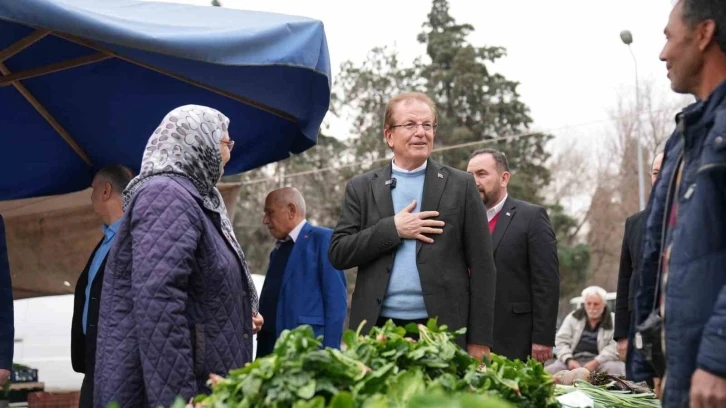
[0,1,723,407]
[63,92,564,408]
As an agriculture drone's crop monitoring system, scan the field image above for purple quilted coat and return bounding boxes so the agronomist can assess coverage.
[94,176,253,408]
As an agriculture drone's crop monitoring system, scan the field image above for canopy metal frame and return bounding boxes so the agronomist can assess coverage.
[0,28,296,167]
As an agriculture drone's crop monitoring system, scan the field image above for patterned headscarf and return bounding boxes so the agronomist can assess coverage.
[123,105,259,314]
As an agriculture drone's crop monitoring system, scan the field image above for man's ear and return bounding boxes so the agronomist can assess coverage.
[696,19,717,52]
[501,171,511,188]
[384,128,394,149]
[103,182,113,200]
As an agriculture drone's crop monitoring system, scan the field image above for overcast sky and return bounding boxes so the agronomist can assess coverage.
[156,0,682,152]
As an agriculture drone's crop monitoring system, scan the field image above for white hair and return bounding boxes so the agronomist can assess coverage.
[581,286,607,304]
[271,187,307,217]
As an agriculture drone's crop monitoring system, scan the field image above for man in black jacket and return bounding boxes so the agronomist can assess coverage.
[467,149,560,363]
[71,165,133,407]
[329,92,496,360]
[614,152,663,373]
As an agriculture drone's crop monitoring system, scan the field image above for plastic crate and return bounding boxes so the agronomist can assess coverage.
[27,391,80,408]
[11,367,38,383]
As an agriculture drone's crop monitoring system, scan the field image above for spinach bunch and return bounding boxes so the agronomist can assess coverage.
[342,319,477,400]
[467,354,558,408]
[193,319,557,408]
[194,326,368,407]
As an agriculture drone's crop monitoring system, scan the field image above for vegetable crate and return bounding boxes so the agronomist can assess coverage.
[11,367,38,383]
[27,391,80,408]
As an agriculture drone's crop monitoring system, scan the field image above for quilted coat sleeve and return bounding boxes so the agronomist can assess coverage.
[130,182,202,406]
[697,285,726,378]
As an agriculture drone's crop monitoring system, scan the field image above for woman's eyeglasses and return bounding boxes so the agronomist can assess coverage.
[222,140,235,151]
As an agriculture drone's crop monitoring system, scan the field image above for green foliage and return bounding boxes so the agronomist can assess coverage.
[547,204,590,298]
[332,47,424,162]
[333,0,552,205]
[557,243,591,297]
[419,0,551,204]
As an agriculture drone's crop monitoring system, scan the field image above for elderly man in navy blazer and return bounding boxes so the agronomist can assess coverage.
[256,187,348,357]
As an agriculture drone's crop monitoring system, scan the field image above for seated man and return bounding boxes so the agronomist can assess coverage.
[546,286,624,375]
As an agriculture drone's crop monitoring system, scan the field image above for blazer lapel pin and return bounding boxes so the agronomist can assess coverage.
[437,172,444,179]
[506,212,511,216]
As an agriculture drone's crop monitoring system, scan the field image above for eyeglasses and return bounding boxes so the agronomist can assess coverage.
[389,122,437,132]
[221,140,235,151]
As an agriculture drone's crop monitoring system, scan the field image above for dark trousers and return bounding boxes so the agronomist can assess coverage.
[255,330,276,359]
[376,316,428,340]
[625,311,655,389]
[625,312,636,380]
[79,376,93,408]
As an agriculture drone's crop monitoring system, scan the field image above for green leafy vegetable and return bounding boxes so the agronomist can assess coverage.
[191,319,558,408]
[555,381,661,408]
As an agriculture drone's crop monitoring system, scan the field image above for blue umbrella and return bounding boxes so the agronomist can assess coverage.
[0,0,331,200]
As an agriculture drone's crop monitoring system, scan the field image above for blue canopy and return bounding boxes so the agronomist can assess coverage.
[0,0,331,200]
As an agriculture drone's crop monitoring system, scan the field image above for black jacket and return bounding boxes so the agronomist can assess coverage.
[329,159,497,347]
[490,197,560,361]
[614,210,646,340]
[71,239,107,377]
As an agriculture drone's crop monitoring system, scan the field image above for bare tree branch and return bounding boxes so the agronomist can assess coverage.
[583,79,690,291]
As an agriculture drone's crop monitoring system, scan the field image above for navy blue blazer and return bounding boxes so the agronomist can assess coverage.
[272,222,347,348]
[0,215,14,370]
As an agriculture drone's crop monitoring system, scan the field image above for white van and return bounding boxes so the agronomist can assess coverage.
[13,294,83,391]
[12,274,266,391]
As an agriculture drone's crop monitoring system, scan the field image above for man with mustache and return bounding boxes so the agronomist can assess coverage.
[467,149,559,364]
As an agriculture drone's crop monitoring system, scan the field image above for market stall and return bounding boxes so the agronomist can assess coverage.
[184,321,661,408]
[0,0,332,201]
[0,1,332,403]
[0,0,331,296]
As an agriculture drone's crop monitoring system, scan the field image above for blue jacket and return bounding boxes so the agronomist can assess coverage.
[272,222,347,349]
[0,215,13,371]
[632,80,726,407]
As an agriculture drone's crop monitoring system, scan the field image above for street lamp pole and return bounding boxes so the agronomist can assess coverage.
[620,30,646,211]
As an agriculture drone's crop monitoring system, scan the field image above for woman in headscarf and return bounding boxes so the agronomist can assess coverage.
[94,105,262,408]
